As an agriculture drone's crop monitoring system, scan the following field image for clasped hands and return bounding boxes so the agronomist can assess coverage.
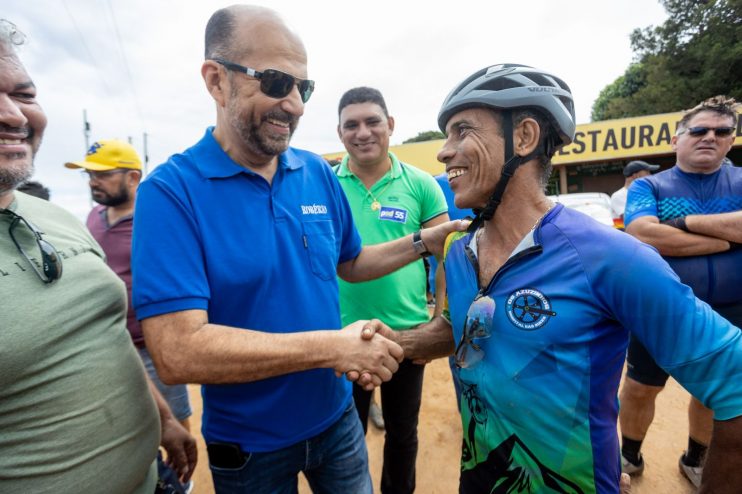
[334,319,403,391]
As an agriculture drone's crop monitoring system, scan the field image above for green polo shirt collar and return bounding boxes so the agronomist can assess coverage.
[336,152,403,186]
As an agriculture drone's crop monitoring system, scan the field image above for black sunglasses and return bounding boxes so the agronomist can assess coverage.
[212,58,315,103]
[678,126,736,138]
[2,209,63,284]
[454,294,495,368]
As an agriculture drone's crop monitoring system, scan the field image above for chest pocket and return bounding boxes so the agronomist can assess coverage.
[302,220,337,280]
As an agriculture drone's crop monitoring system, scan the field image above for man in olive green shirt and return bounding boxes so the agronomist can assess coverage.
[0,19,195,492]
[335,87,448,494]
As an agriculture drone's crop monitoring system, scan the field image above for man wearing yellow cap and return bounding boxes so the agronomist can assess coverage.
[65,139,194,436]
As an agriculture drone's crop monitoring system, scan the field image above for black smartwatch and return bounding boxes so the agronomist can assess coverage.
[412,230,432,258]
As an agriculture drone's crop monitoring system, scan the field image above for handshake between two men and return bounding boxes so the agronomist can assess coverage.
[334,317,455,391]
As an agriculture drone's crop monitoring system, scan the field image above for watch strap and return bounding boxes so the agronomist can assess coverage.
[413,230,432,257]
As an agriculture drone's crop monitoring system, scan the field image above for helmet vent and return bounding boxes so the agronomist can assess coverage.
[525,72,556,87]
[480,77,520,92]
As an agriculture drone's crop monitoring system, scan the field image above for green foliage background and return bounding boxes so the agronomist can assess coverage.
[402,130,445,143]
[591,0,742,121]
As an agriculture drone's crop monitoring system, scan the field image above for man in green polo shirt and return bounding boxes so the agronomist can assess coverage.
[335,86,449,494]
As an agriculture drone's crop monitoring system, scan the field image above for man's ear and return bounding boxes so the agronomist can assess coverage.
[202,60,227,107]
[387,115,395,135]
[514,117,540,157]
[129,170,143,187]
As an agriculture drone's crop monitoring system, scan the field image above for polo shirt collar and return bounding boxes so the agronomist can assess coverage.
[191,127,306,179]
[336,152,402,180]
[96,205,132,228]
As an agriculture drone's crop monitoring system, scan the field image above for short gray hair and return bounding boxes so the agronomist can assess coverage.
[0,19,27,52]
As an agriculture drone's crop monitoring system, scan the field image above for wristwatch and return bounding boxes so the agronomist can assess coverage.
[412,230,432,258]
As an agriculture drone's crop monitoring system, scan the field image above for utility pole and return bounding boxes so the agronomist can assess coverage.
[142,132,149,175]
[83,109,91,152]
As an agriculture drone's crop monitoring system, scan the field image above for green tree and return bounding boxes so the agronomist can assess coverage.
[403,130,445,143]
[591,0,742,121]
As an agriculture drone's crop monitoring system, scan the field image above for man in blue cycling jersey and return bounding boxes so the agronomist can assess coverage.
[619,95,742,487]
[356,66,742,494]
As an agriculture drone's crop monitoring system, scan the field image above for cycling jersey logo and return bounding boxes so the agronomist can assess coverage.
[505,288,556,330]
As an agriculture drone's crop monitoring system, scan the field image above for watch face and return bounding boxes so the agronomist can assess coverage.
[413,231,429,256]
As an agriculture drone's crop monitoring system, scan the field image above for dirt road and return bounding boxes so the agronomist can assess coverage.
[187,358,696,493]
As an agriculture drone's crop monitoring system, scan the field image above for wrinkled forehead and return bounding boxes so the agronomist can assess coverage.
[445,107,499,132]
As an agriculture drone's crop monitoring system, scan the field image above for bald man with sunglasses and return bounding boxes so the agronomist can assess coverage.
[131,5,465,493]
[619,96,742,487]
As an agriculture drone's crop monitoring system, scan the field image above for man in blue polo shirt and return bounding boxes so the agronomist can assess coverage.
[131,6,464,494]
[359,65,742,494]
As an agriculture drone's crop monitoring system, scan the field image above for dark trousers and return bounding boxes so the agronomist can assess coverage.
[353,359,425,494]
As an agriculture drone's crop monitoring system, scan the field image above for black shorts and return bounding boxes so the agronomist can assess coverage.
[626,302,742,387]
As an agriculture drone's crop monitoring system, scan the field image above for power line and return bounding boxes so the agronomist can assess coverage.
[104,0,146,129]
[61,0,116,101]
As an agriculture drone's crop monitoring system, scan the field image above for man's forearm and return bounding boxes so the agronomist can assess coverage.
[340,234,420,282]
[626,220,729,256]
[147,377,175,423]
[143,313,402,385]
[685,211,742,244]
[700,415,742,493]
[395,315,456,362]
[338,219,468,283]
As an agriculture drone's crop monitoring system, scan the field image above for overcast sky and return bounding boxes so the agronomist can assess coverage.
[7,0,668,220]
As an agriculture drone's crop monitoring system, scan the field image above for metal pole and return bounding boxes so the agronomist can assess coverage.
[83,109,91,152]
[143,132,149,176]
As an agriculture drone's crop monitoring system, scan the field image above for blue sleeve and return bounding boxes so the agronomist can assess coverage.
[591,237,742,419]
[132,171,210,319]
[624,177,657,226]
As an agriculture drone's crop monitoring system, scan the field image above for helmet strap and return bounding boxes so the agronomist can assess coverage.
[468,110,533,233]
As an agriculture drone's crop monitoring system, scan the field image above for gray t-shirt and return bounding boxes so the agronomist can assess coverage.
[0,192,159,493]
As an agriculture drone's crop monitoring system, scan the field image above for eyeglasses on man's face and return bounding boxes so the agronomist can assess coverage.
[677,126,736,138]
[82,169,130,181]
[211,58,315,103]
[2,209,63,284]
[454,294,495,368]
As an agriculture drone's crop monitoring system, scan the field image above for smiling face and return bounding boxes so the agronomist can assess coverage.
[672,111,736,174]
[338,102,394,170]
[437,108,504,210]
[216,12,308,165]
[0,48,47,200]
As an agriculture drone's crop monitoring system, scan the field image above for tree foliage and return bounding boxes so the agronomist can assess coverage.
[403,130,445,143]
[591,0,742,121]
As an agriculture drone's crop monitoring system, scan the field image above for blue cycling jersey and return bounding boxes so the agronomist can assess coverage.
[443,204,742,493]
[624,164,742,305]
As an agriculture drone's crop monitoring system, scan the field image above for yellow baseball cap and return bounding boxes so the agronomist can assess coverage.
[64,139,142,171]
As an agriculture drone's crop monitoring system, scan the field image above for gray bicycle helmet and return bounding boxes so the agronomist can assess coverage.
[437,64,576,232]
[438,63,576,146]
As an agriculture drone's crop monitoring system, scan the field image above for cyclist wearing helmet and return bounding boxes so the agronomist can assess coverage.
[358,64,742,494]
